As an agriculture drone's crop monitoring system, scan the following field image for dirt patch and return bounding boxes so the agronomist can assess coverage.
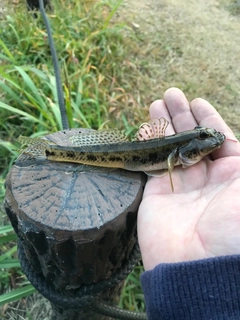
[121,0,240,131]
[0,0,20,19]
[0,0,7,18]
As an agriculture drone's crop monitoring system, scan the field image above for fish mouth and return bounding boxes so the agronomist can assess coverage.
[202,131,226,154]
[207,128,225,145]
[216,132,226,145]
[202,130,225,151]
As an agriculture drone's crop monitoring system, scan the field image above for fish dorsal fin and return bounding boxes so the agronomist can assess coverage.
[69,130,129,146]
[136,117,169,141]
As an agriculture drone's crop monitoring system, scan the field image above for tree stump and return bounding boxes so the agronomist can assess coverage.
[4,129,146,319]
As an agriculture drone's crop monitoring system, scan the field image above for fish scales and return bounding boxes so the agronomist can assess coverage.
[17,120,226,192]
[43,129,221,170]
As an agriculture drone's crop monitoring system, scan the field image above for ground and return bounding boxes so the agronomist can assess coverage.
[121,0,240,130]
[1,0,240,127]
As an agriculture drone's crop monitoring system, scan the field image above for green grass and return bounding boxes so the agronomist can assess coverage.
[0,0,147,170]
[227,0,240,15]
[0,0,147,318]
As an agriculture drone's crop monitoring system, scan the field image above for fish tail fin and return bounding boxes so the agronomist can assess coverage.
[17,136,51,160]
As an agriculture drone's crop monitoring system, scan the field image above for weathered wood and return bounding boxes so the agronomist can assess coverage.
[4,129,146,318]
[26,0,50,10]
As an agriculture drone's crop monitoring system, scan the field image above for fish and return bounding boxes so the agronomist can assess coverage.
[17,118,225,192]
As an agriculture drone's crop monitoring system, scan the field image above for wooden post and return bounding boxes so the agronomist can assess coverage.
[26,0,50,10]
[4,129,146,319]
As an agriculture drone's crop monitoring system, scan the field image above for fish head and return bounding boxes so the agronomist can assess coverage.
[179,127,225,167]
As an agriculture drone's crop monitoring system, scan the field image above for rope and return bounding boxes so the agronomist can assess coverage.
[26,2,147,319]
[17,239,147,319]
[38,0,69,130]
[91,300,147,319]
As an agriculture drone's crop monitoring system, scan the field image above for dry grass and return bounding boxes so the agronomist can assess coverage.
[120,0,240,131]
[1,293,52,320]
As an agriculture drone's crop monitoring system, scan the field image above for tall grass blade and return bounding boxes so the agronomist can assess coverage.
[0,285,36,306]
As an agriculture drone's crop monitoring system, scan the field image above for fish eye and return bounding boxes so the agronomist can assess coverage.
[199,131,210,139]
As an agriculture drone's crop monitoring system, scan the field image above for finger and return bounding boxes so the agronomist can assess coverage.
[191,98,240,158]
[164,88,198,131]
[149,99,175,135]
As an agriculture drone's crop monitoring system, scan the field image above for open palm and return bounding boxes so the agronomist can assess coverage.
[138,88,240,270]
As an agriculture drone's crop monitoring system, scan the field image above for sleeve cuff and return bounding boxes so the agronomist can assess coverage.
[141,255,240,320]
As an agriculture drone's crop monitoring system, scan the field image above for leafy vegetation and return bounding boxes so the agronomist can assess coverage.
[0,0,148,318]
[227,0,240,15]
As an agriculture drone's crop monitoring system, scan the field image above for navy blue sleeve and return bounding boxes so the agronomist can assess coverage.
[141,255,240,320]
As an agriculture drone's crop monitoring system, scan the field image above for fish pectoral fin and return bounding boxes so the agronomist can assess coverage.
[179,153,200,168]
[135,117,169,141]
[144,169,169,177]
[167,149,179,193]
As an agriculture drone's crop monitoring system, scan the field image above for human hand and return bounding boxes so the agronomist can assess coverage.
[138,88,240,270]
